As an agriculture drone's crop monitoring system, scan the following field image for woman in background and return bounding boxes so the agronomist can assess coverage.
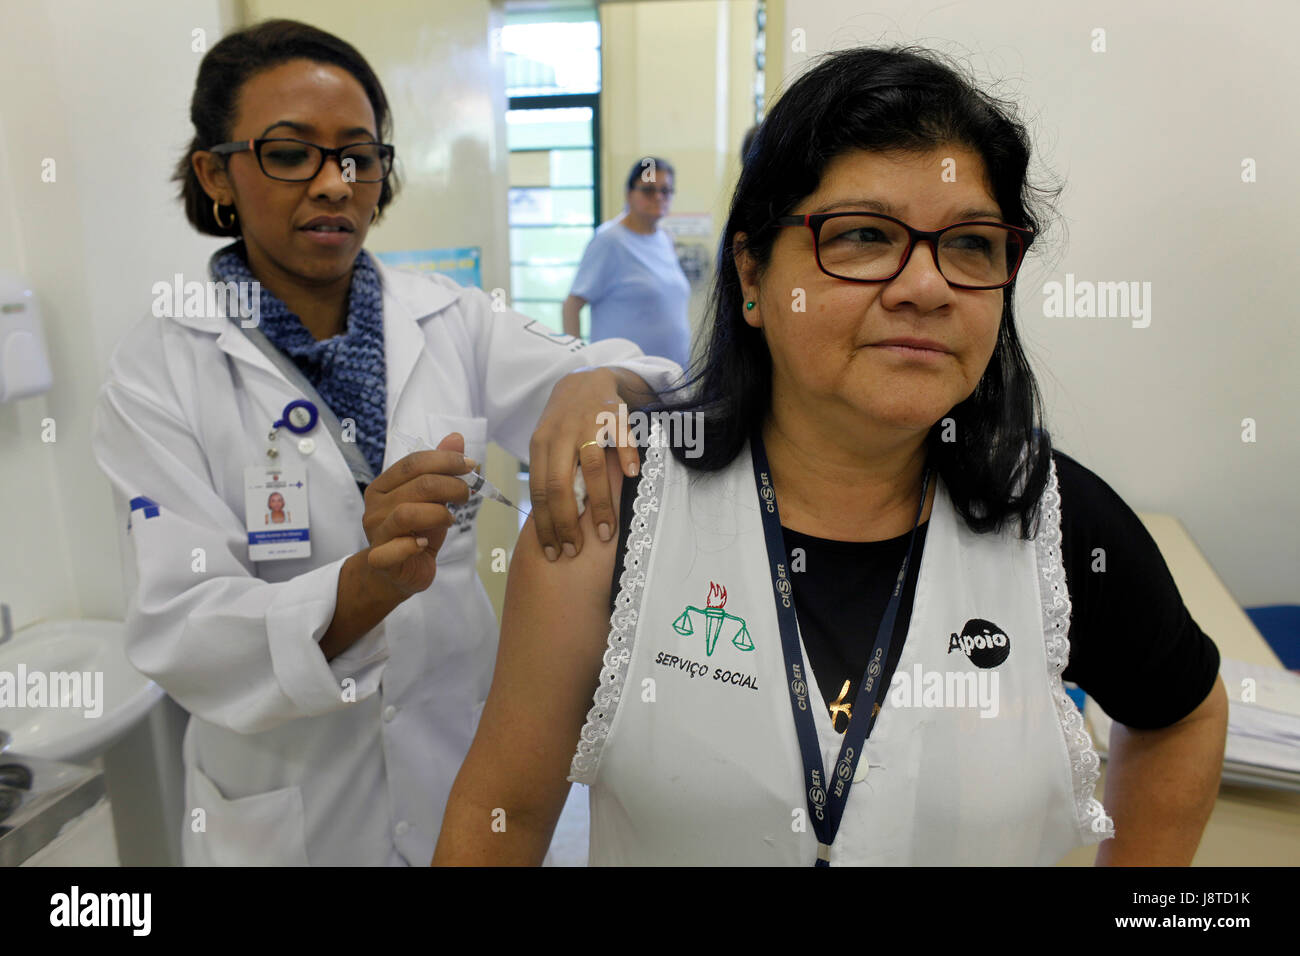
[562,158,692,369]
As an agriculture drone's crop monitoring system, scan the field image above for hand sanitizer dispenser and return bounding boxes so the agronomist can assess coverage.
[0,272,53,402]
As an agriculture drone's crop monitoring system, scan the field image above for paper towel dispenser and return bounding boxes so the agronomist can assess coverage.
[0,273,53,402]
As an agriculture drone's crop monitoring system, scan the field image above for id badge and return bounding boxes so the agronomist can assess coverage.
[244,465,311,561]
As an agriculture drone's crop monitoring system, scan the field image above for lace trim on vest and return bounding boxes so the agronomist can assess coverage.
[1037,458,1115,843]
[568,425,667,784]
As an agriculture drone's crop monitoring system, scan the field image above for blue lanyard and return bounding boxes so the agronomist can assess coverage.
[750,430,930,867]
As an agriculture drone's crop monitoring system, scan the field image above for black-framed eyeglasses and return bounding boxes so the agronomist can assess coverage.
[208,137,396,183]
[772,211,1034,290]
[634,184,674,197]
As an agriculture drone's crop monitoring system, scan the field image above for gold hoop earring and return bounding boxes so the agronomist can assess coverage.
[370,206,380,224]
[213,198,235,230]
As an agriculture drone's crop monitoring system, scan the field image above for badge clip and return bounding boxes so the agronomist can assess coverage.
[265,399,319,463]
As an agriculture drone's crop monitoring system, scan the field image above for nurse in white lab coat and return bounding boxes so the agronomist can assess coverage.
[91,20,679,866]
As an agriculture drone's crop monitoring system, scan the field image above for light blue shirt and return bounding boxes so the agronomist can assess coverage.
[570,217,691,368]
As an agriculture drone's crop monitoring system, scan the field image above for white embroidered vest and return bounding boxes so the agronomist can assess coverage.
[569,425,1114,865]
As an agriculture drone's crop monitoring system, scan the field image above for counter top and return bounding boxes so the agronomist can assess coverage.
[1057,512,1300,866]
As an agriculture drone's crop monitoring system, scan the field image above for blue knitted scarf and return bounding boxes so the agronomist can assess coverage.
[209,242,388,477]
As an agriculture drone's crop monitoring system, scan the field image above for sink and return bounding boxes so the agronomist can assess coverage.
[0,619,163,763]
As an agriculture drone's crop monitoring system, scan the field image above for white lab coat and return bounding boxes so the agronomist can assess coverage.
[91,259,680,866]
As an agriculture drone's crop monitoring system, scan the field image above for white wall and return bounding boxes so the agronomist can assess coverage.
[781,0,1298,606]
[0,0,236,628]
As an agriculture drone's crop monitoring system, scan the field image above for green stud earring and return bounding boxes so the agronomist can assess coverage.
[745,301,755,310]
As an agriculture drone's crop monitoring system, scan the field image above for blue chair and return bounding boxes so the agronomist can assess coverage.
[1245,605,1300,670]
[1063,682,1087,714]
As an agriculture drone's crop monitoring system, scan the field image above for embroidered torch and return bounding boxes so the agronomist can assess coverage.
[672,581,753,656]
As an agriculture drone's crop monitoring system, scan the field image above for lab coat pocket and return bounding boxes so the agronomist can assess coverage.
[184,763,310,866]
[423,412,488,464]
[425,413,489,566]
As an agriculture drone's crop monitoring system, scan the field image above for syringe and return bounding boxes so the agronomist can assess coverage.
[456,468,526,515]
[389,428,526,515]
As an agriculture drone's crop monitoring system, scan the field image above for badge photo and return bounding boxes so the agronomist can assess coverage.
[244,464,311,561]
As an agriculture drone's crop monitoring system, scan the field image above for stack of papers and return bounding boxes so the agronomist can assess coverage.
[1085,658,1300,792]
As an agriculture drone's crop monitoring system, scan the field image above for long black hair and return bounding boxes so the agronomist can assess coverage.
[658,46,1058,539]
[174,19,398,237]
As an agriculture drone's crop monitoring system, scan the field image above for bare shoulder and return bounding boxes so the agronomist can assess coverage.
[504,450,626,647]
[477,449,626,768]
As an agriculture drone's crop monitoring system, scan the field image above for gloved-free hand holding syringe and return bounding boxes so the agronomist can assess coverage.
[389,428,527,516]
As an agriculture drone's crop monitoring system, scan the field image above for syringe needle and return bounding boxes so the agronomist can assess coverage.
[460,469,527,515]
[398,431,523,514]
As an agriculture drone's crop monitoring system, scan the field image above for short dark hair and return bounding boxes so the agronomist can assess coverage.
[657,46,1060,539]
[624,157,676,193]
[174,19,399,238]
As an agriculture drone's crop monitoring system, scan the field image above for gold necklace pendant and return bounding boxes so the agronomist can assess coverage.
[829,679,852,734]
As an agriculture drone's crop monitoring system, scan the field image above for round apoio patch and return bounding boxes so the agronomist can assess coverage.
[948,619,1011,668]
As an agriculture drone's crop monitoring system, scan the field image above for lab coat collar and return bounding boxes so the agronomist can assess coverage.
[374,256,461,323]
[171,253,463,417]
[374,258,462,422]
